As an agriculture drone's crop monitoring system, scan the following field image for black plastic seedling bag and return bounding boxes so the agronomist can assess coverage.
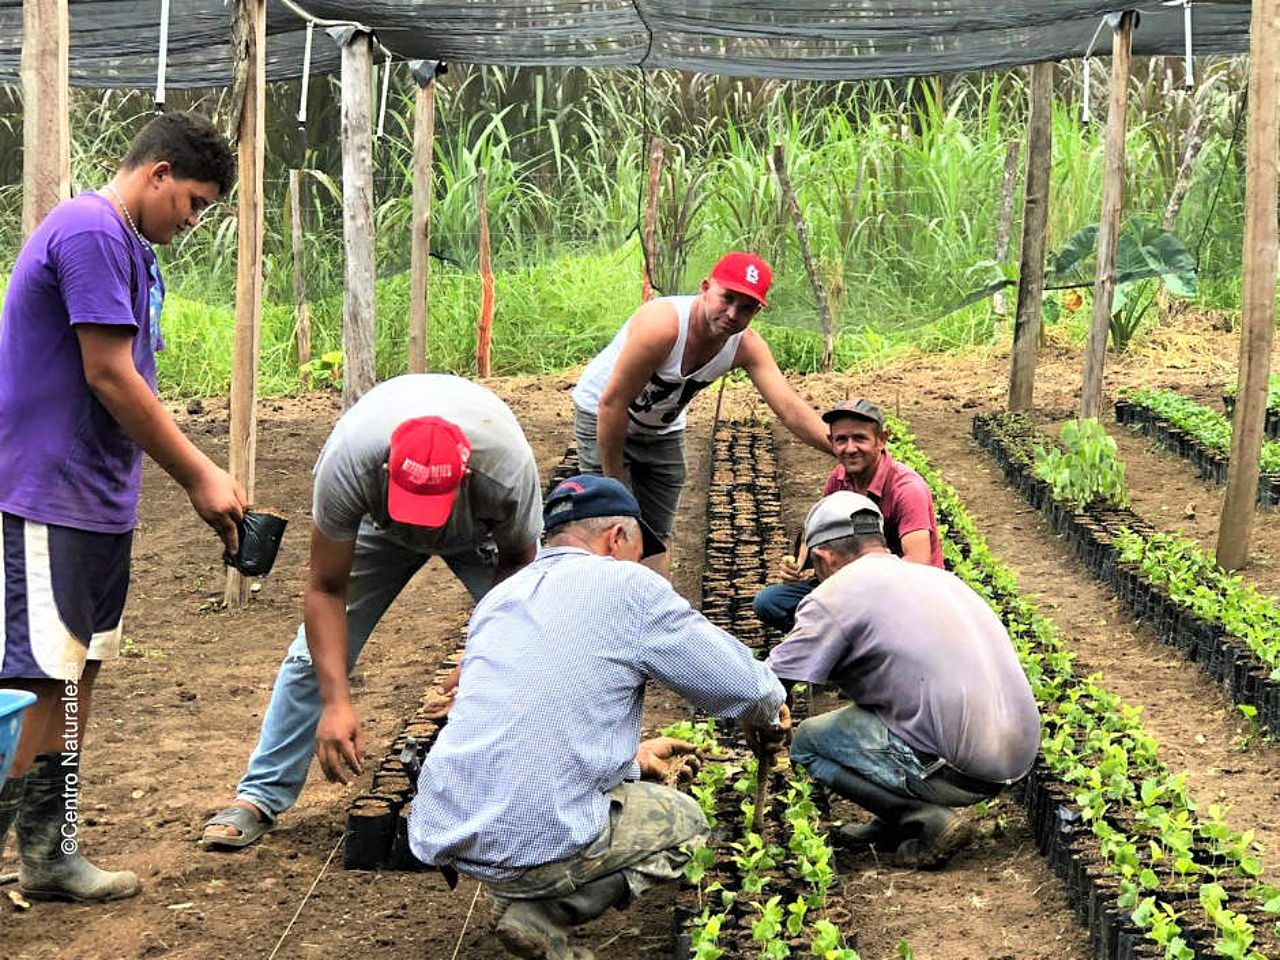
[224,509,288,577]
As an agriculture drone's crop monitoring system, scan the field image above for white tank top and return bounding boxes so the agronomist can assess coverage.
[572,296,746,435]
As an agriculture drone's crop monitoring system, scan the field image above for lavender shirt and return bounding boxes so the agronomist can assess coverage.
[0,192,163,533]
[768,553,1041,782]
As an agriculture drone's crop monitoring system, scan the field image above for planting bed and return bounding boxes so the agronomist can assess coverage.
[1117,391,1280,504]
[1223,379,1280,441]
[672,419,854,959]
[890,417,1280,960]
[973,411,1280,735]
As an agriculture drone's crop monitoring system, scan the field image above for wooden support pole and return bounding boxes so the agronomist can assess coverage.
[223,0,266,609]
[1079,12,1135,419]
[1216,0,1280,571]
[772,141,835,372]
[408,75,436,374]
[992,138,1021,318]
[20,0,69,238]
[1008,62,1055,412]
[289,168,312,384]
[339,29,376,408]
[642,137,665,302]
[475,168,494,378]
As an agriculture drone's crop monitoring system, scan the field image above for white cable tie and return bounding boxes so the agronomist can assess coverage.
[1080,16,1107,125]
[377,49,392,139]
[298,20,315,126]
[1083,59,1092,123]
[1183,1,1194,90]
[155,0,171,112]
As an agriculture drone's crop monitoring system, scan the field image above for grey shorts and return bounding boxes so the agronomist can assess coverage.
[572,406,686,538]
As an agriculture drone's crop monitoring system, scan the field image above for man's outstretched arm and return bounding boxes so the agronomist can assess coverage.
[736,329,831,456]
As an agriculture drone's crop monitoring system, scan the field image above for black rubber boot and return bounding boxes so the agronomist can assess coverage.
[835,817,907,851]
[555,872,630,924]
[494,873,628,960]
[0,773,26,850]
[824,766,973,869]
[17,753,140,902]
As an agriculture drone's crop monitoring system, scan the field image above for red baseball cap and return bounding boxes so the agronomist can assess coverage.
[387,416,472,528]
[710,252,772,306]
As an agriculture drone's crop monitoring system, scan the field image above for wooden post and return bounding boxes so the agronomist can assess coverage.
[475,168,494,378]
[338,28,376,408]
[642,137,665,302]
[289,169,311,384]
[1216,0,1280,571]
[772,142,836,372]
[408,74,436,374]
[20,0,69,238]
[1008,62,1055,412]
[223,0,266,608]
[992,138,1021,318]
[1079,12,1135,419]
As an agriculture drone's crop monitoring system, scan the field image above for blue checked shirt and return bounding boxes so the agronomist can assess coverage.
[407,546,785,880]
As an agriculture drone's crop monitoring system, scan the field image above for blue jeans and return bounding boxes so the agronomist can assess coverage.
[752,579,816,632]
[790,705,990,808]
[236,520,496,816]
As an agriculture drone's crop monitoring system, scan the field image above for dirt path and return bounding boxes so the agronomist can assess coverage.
[909,406,1280,887]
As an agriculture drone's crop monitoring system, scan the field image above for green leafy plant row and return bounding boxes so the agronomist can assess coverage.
[1223,375,1280,411]
[886,416,1280,960]
[1113,528,1280,679]
[990,409,1280,681]
[1123,387,1280,474]
[666,719,859,960]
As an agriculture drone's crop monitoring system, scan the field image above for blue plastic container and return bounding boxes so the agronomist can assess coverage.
[0,689,38,782]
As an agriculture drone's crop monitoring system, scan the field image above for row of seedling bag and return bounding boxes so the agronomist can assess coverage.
[1117,388,1280,504]
[973,411,1280,735]
[665,719,857,960]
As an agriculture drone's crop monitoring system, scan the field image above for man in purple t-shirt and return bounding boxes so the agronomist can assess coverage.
[753,397,942,632]
[766,493,1041,869]
[0,112,243,905]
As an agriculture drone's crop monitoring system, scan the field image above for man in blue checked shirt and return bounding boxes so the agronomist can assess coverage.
[409,475,789,960]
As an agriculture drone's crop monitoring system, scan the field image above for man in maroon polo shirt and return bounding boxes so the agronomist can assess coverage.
[752,398,942,631]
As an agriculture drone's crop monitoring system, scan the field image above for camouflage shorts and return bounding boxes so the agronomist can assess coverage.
[486,780,709,906]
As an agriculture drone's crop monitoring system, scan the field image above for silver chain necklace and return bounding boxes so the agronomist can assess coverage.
[101,184,152,251]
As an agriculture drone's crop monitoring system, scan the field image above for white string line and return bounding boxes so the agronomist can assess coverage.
[449,882,484,960]
[265,833,344,960]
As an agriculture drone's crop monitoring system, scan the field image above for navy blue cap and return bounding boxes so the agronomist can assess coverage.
[543,475,666,558]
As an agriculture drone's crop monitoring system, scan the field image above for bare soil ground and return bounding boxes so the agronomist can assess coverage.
[3,309,1275,959]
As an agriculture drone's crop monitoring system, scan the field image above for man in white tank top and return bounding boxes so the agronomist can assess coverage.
[572,252,831,576]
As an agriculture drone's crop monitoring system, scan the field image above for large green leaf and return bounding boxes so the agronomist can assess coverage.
[1045,218,1197,297]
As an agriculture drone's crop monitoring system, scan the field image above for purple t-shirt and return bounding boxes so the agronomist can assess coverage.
[767,553,1041,782]
[0,192,164,534]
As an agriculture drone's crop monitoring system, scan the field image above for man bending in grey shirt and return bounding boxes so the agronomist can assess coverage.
[203,374,543,849]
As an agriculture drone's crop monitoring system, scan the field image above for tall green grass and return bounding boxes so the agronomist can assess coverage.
[0,62,1253,395]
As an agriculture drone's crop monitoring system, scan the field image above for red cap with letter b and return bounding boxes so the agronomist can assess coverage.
[710,252,772,307]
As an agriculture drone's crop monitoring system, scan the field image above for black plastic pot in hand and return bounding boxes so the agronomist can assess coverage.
[224,509,288,576]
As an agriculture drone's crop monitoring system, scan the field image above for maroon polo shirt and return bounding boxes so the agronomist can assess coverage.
[822,450,943,568]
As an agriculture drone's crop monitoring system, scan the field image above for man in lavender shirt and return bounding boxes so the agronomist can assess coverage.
[767,492,1040,869]
[0,113,243,903]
